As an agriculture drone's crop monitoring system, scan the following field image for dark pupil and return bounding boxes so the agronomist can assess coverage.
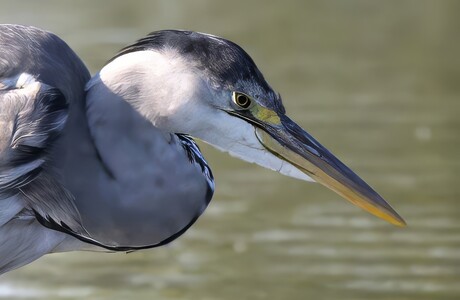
[237,94,250,108]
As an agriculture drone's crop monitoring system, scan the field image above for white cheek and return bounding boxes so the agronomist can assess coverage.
[195,113,313,182]
[96,50,200,128]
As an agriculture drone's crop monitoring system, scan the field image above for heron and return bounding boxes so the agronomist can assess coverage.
[0,24,405,275]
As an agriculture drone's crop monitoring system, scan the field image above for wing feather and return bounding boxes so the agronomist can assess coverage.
[0,75,85,232]
[0,24,92,273]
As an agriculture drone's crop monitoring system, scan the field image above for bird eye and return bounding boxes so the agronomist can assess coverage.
[233,92,252,109]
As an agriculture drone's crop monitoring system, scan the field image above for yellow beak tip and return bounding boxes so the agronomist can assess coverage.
[376,210,407,227]
[390,217,407,227]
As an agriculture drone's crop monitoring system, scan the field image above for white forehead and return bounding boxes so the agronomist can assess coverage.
[98,48,190,80]
[87,49,216,133]
[92,49,202,107]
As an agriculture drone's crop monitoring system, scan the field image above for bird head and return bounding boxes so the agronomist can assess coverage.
[95,30,406,227]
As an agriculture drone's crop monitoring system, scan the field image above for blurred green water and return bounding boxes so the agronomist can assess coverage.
[1,1,459,299]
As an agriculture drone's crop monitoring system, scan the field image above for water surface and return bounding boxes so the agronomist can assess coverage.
[1,1,459,299]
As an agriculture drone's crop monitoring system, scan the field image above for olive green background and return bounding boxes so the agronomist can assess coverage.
[1,1,459,299]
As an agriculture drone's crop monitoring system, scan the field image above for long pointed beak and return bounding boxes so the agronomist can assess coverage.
[255,114,406,227]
